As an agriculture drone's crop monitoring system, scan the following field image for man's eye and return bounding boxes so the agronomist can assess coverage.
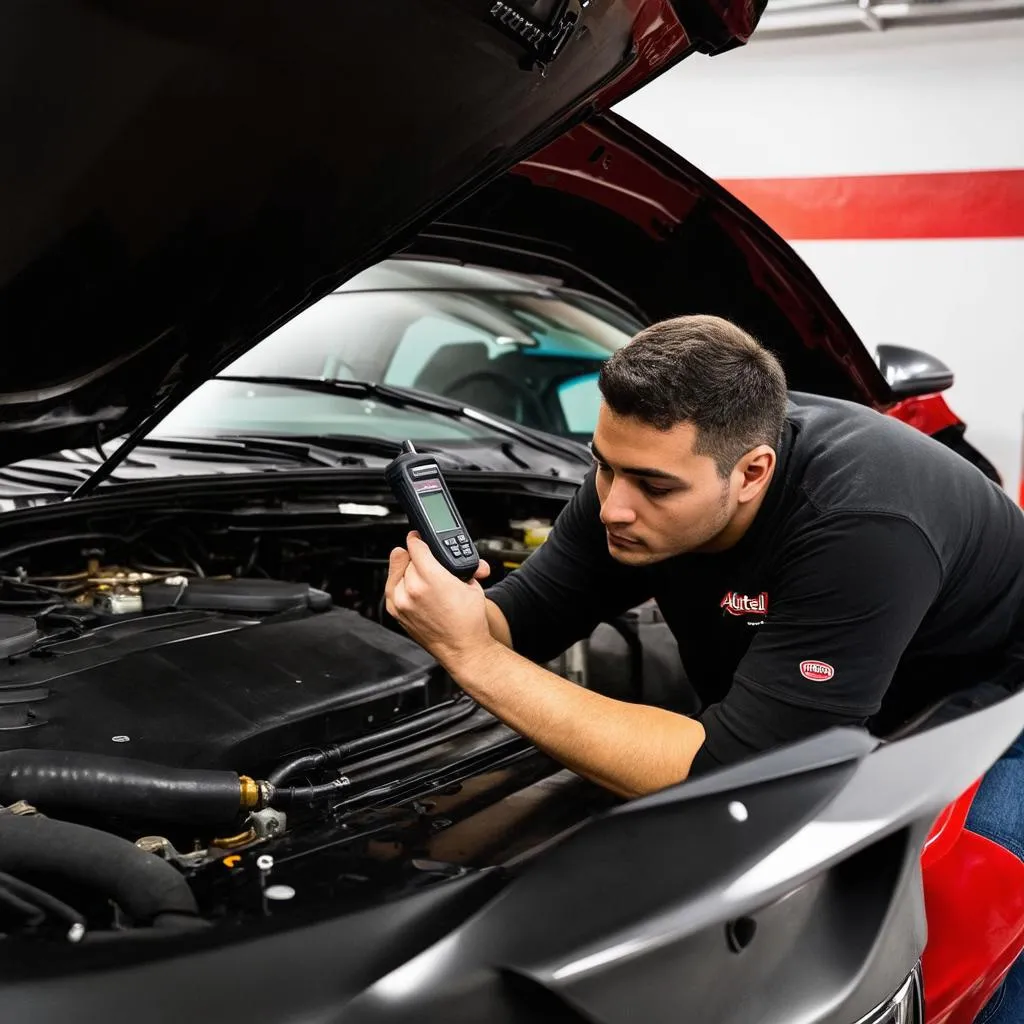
[594,460,611,474]
[640,481,674,497]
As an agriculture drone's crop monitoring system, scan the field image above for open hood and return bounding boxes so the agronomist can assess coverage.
[0,0,766,466]
[407,113,893,407]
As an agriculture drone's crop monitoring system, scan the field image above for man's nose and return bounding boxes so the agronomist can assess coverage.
[599,478,638,526]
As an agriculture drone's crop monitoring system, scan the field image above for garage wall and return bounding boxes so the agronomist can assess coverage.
[614,18,1024,497]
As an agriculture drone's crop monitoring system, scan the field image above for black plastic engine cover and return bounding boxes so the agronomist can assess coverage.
[0,608,446,775]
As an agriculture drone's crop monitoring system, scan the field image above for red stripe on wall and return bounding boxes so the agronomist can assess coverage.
[718,169,1024,240]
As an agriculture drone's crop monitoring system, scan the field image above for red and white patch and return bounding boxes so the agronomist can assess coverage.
[720,591,769,616]
[800,660,835,682]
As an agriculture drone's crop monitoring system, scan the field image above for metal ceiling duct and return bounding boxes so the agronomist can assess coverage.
[756,0,1024,35]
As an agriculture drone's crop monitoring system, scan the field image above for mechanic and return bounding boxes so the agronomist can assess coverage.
[385,314,1024,1022]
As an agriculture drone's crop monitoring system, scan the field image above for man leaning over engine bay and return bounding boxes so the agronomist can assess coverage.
[385,313,1024,1023]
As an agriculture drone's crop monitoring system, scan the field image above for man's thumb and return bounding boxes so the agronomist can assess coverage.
[406,531,446,576]
[388,545,411,577]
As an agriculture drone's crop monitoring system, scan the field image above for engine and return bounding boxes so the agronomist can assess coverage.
[0,481,608,942]
[0,480,675,947]
[0,601,445,775]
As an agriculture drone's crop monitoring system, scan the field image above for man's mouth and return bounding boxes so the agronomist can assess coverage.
[607,531,643,548]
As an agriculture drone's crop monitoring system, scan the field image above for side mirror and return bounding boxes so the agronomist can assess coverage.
[875,344,955,398]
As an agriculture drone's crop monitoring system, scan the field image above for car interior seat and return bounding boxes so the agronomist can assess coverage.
[413,341,548,427]
[413,341,494,395]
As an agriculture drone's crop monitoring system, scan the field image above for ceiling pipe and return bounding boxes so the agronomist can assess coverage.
[755,0,1024,35]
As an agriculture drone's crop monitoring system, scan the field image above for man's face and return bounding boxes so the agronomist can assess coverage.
[591,405,740,565]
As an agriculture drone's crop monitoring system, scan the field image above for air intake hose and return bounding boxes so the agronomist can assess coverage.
[0,751,259,826]
[0,811,201,926]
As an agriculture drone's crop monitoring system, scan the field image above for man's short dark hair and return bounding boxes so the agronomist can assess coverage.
[598,315,788,477]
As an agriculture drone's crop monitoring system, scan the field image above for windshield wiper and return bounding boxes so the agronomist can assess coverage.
[138,434,367,469]
[66,372,584,501]
[215,375,591,464]
[0,437,358,494]
[0,463,92,490]
[151,433,483,470]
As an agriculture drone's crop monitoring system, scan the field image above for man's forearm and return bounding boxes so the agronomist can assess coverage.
[484,598,513,649]
[443,638,705,799]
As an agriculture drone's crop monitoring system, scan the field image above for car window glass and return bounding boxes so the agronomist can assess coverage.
[149,380,498,444]
[214,283,639,438]
[553,290,646,336]
[491,294,634,359]
[223,297,365,380]
[381,294,634,404]
[557,372,602,435]
[221,293,438,383]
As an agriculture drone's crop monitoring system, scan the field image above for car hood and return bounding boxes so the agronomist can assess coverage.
[0,0,766,467]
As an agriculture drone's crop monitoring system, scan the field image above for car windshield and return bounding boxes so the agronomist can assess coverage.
[218,283,641,439]
[148,379,501,446]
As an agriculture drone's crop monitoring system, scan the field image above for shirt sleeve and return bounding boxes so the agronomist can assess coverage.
[691,513,943,775]
[486,470,654,663]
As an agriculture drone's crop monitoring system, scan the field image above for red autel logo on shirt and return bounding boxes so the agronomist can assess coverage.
[720,591,769,616]
[800,660,835,682]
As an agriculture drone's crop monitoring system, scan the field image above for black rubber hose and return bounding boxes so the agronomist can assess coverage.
[81,914,208,943]
[0,871,85,932]
[0,812,200,925]
[0,751,242,826]
[270,707,499,808]
[0,885,44,927]
[267,753,330,789]
[267,698,478,786]
[269,777,353,809]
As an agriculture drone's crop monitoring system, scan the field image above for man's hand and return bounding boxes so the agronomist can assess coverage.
[385,532,493,666]
[385,533,706,800]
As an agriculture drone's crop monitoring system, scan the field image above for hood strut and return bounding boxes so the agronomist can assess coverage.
[68,396,183,502]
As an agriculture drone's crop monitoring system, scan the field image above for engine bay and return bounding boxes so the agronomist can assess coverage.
[0,474,650,950]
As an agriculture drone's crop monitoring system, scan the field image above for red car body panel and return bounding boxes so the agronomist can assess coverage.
[596,1,692,108]
[886,394,964,436]
[922,782,983,872]
[514,122,702,240]
[596,0,764,109]
[923,805,1024,1024]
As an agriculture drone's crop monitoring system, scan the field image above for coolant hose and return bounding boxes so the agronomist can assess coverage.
[0,751,251,826]
[0,811,200,926]
[268,705,500,808]
[267,697,480,786]
[269,778,353,809]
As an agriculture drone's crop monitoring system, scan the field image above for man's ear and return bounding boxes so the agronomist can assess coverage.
[735,445,776,504]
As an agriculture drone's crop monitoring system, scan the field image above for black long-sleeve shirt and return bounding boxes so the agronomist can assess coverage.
[488,392,1024,775]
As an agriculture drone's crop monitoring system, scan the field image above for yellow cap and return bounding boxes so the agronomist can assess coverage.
[523,525,552,548]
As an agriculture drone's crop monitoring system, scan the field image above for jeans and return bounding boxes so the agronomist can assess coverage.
[966,727,1024,1024]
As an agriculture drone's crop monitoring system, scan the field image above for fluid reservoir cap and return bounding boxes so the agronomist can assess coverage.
[524,526,552,548]
[265,884,295,901]
[94,592,144,616]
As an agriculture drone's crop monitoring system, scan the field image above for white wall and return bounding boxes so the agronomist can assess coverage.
[615,19,1024,496]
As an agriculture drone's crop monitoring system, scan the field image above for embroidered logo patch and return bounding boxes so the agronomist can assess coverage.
[720,591,769,617]
[800,660,835,682]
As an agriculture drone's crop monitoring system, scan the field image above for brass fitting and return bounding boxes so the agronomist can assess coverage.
[211,828,258,850]
[238,775,263,811]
